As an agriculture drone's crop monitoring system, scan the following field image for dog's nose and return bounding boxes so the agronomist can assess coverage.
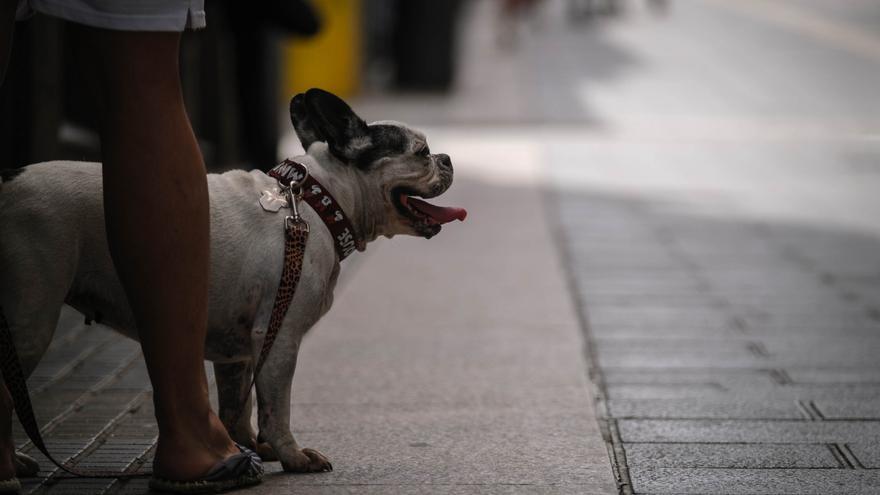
[436,153,452,169]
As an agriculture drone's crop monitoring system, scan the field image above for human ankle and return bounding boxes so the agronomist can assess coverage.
[0,443,14,479]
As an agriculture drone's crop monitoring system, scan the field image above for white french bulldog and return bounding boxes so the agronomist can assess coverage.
[0,89,466,473]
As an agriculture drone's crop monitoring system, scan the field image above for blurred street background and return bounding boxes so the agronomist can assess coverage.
[4,0,880,493]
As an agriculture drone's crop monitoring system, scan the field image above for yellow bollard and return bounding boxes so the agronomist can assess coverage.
[282,0,361,99]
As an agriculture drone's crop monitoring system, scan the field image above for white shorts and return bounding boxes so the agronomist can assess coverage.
[16,0,206,31]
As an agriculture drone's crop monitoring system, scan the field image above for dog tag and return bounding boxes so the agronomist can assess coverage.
[259,188,289,213]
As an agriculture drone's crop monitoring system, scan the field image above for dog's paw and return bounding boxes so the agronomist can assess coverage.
[256,442,277,462]
[280,448,333,473]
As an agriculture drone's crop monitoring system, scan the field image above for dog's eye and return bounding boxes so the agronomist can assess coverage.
[417,146,430,157]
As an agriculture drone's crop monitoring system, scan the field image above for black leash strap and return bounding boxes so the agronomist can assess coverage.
[0,307,145,478]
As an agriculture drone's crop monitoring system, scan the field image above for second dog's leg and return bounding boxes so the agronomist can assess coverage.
[214,362,255,447]
[214,362,277,461]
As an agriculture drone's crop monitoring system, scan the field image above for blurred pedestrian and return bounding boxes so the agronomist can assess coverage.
[498,0,543,49]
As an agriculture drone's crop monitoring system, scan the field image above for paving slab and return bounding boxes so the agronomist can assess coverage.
[605,382,880,402]
[617,419,880,444]
[629,468,880,495]
[624,443,841,469]
[607,399,803,420]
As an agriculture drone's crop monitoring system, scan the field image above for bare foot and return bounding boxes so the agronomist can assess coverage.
[152,410,241,481]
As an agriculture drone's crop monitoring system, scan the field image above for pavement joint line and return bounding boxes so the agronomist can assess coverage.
[615,417,880,422]
[639,468,861,472]
[31,334,116,396]
[104,375,216,494]
[272,483,619,486]
[729,316,748,332]
[767,369,792,385]
[626,441,857,445]
[19,348,142,452]
[819,273,837,286]
[840,290,860,303]
[32,388,152,493]
[745,342,771,358]
[807,401,825,421]
[827,444,855,470]
[101,442,157,495]
[766,235,870,311]
[840,444,867,470]
[543,188,628,495]
[608,419,634,495]
[619,439,880,445]
[647,222,740,316]
[796,401,818,421]
[603,366,880,372]
[761,225,880,331]
[621,419,880,424]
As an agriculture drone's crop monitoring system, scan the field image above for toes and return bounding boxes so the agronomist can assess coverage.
[301,448,333,472]
[280,447,333,473]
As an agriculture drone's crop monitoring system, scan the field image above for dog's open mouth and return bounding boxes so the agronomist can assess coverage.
[400,194,467,224]
[393,189,467,236]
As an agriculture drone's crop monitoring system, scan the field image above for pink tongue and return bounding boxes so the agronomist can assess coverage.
[407,196,467,224]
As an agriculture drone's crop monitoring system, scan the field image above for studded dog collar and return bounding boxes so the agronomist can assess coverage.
[268,159,365,260]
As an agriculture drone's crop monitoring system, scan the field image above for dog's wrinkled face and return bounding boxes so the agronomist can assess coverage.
[290,89,466,238]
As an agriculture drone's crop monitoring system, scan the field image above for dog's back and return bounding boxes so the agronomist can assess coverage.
[0,161,108,374]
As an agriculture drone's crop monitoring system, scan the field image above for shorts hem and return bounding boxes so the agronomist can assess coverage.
[25,0,206,31]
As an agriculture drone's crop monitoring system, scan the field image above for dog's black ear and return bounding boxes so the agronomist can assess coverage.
[289,88,370,162]
[290,92,323,151]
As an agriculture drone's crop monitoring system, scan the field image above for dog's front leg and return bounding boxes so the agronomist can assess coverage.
[254,324,332,473]
[215,361,255,445]
[214,361,277,461]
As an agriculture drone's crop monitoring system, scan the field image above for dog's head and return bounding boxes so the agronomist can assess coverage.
[290,88,466,239]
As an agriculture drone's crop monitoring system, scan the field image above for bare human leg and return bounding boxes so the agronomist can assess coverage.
[81,28,238,481]
[0,377,14,483]
[0,0,17,484]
